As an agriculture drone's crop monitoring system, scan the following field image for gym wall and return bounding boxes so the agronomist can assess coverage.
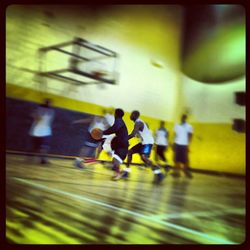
[6,5,245,175]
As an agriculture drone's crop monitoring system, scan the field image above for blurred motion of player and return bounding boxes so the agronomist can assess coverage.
[72,114,106,168]
[29,98,55,164]
[155,121,171,172]
[172,114,193,178]
[96,107,115,159]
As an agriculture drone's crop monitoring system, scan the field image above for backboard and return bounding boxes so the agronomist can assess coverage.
[38,37,119,86]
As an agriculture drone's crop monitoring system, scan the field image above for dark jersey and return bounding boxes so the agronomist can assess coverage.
[103,117,128,148]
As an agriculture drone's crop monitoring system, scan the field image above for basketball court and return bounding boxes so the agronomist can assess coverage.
[6,154,245,244]
[6,4,245,245]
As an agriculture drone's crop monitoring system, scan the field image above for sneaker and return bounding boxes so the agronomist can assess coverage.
[111,173,122,181]
[154,173,165,184]
[121,171,129,179]
[40,159,49,165]
[164,164,171,172]
[184,170,193,179]
[171,171,181,178]
[74,159,85,169]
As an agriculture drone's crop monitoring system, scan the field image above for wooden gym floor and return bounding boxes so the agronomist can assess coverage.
[6,154,245,244]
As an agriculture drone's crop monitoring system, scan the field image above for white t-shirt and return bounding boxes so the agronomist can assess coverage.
[88,114,115,139]
[174,123,193,145]
[135,119,154,145]
[155,128,168,146]
[102,114,115,140]
[104,113,115,128]
[29,107,55,137]
[88,116,106,133]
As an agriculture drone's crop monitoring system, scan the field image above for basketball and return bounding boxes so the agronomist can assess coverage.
[91,128,103,140]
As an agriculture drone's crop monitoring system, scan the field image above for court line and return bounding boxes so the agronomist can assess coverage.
[12,177,237,244]
[149,208,245,220]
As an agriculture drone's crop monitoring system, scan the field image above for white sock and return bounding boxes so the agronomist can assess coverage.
[153,169,161,174]
[124,167,131,173]
[75,157,82,162]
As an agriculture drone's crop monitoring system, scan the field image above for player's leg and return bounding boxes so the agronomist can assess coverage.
[126,143,142,167]
[157,145,171,172]
[172,144,181,177]
[75,145,94,168]
[74,131,99,168]
[183,146,193,178]
[111,148,128,181]
[40,136,51,164]
[155,145,159,162]
[98,136,115,169]
[29,136,40,163]
[111,158,122,180]
[96,139,105,159]
[158,146,167,162]
[140,144,154,167]
[140,144,165,184]
[122,143,142,178]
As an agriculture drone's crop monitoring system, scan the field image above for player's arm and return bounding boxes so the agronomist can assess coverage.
[188,125,193,144]
[171,131,176,150]
[166,131,169,141]
[188,132,193,144]
[72,117,94,125]
[154,129,158,138]
[128,122,143,140]
[103,120,121,135]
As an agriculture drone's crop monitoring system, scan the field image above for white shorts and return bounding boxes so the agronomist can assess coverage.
[102,134,115,153]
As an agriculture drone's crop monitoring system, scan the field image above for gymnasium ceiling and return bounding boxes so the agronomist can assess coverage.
[181,5,245,83]
[40,5,245,84]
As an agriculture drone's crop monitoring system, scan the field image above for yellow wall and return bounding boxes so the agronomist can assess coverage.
[180,76,245,175]
[6,84,245,175]
[185,123,245,175]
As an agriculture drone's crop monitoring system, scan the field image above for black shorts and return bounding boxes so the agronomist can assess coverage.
[31,136,51,151]
[130,143,153,157]
[111,137,128,162]
[174,144,188,164]
[156,145,167,155]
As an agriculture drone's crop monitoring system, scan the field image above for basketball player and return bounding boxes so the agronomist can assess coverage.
[72,114,106,168]
[155,121,171,171]
[122,110,165,184]
[29,98,55,164]
[172,114,193,178]
[96,108,115,159]
[102,108,129,180]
